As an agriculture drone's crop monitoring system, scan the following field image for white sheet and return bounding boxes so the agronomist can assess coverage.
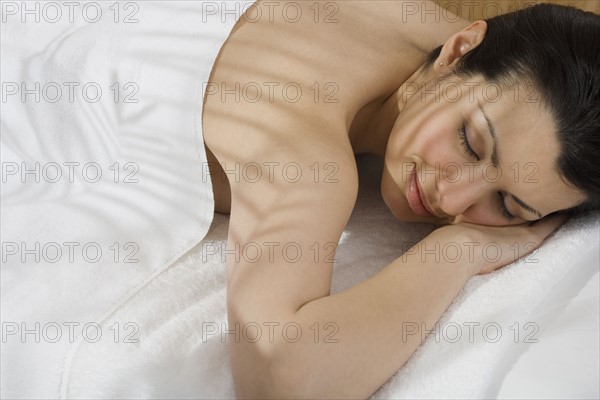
[1,1,255,397]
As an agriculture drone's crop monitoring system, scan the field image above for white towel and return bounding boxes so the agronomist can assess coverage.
[59,155,599,398]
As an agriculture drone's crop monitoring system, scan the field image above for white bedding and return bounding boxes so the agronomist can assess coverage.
[1,0,252,397]
[57,156,600,399]
[1,1,598,398]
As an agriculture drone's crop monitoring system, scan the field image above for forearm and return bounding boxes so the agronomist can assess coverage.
[230,218,565,398]
[262,234,475,398]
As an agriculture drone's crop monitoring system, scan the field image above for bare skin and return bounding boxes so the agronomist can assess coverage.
[202,1,583,398]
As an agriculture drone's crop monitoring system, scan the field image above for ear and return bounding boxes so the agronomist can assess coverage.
[434,20,487,73]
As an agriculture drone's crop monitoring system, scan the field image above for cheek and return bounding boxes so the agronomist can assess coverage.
[461,205,506,226]
[381,164,407,218]
[415,116,460,167]
[386,100,462,173]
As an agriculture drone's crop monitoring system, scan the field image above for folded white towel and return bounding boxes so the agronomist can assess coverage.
[60,155,599,398]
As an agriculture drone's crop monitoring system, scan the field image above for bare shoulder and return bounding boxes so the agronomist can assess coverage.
[225,135,358,320]
[204,97,359,318]
[341,0,471,50]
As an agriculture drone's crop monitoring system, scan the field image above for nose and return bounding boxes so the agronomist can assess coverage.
[436,167,488,218]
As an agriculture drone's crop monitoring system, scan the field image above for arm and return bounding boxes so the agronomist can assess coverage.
[232,213,567,398]
[270,231,475,398]
[219,136,362,397]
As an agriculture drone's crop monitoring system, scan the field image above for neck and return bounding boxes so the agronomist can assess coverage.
[348,63,434,157]
[342,1,470,157]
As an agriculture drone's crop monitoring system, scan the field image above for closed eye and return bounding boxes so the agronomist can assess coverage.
[459,122,480,161]
[497,192,516,222]
[459,122,517,223]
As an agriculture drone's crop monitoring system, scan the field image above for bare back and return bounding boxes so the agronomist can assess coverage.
[203,1,468,215]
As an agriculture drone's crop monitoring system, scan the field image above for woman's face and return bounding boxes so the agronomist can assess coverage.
[381,74,587,226]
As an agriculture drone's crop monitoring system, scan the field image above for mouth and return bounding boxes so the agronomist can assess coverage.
[407,165,436,218]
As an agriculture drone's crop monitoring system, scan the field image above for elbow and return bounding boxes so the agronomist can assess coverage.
[231,343,301,399]
[227,312,301,397]
[227,290,309,397]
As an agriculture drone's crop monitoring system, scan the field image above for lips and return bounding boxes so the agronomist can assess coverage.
[407,165,436,218]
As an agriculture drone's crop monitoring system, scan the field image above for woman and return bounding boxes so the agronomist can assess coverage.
[203,1,600,397]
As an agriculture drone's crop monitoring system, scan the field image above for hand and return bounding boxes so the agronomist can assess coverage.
[427,213,570,277]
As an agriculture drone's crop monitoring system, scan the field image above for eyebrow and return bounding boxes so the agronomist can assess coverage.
[477,101,543,219]
[478,101,499,167]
